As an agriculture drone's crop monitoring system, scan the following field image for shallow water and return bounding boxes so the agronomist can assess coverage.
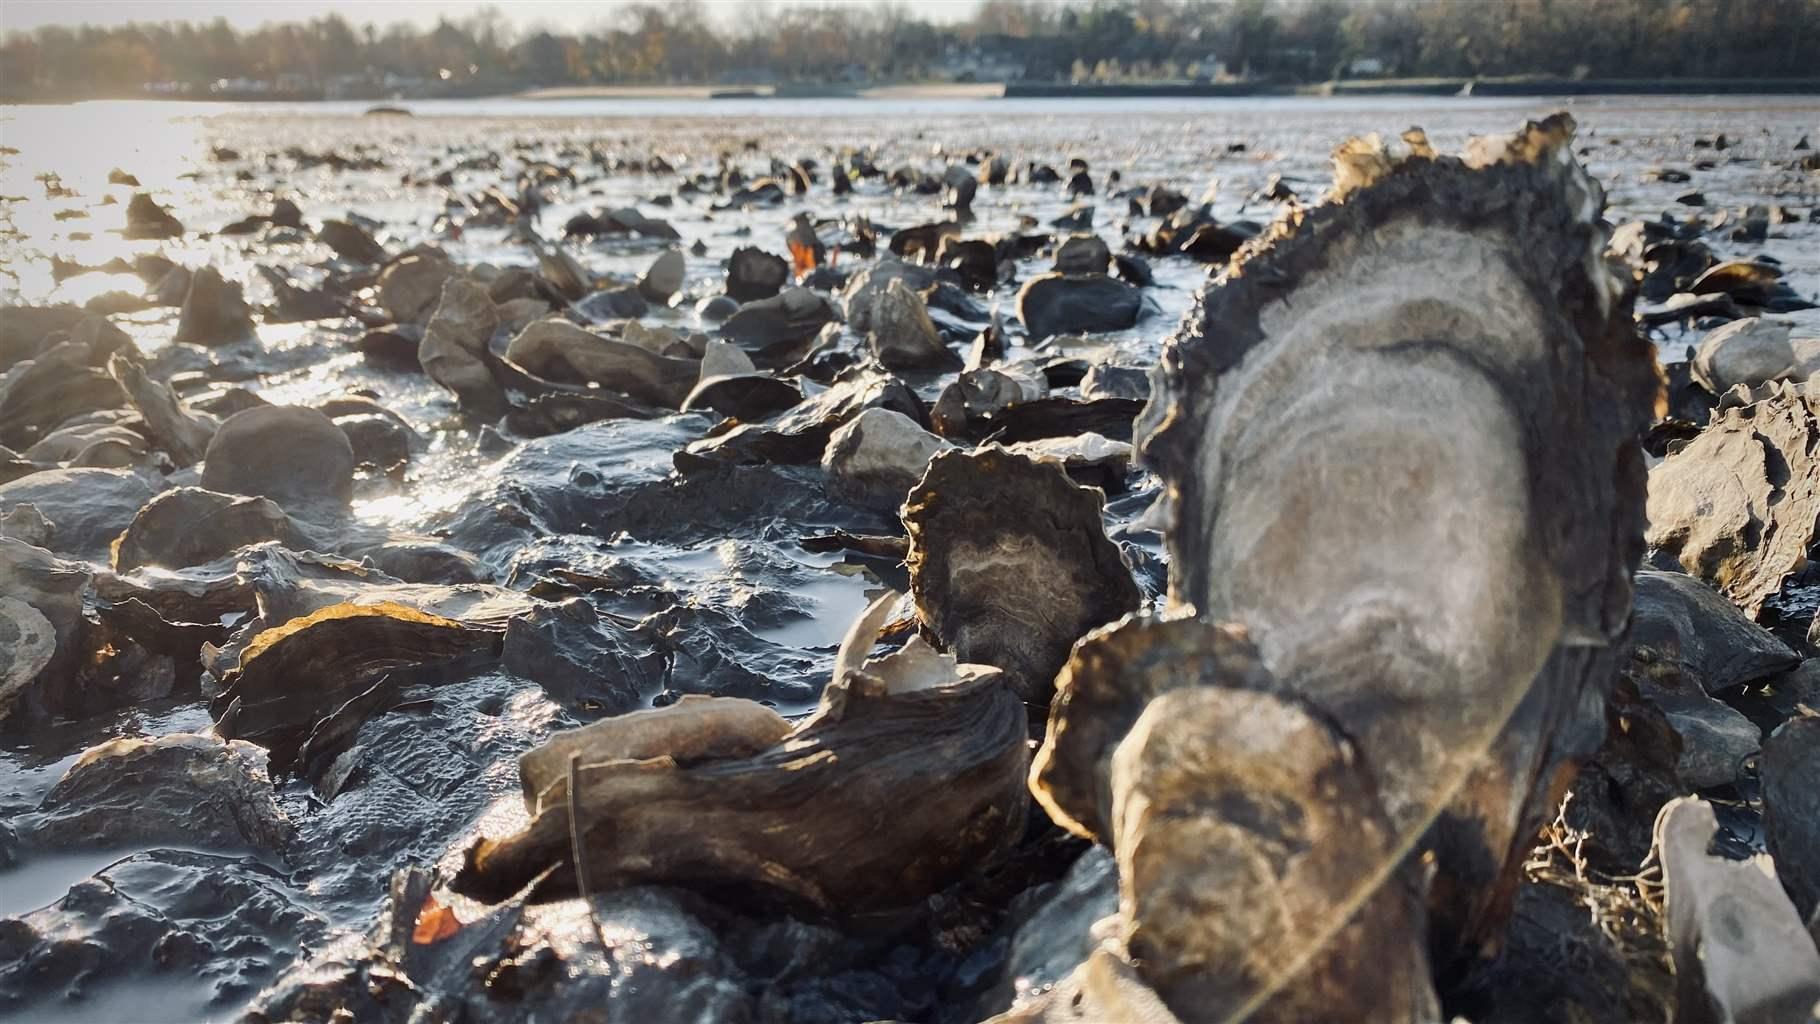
[0,94,1816,1021]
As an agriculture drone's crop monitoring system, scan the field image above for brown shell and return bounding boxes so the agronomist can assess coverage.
[209,600,503,768]
[903,446,1139,712]
[454,661,1029,915]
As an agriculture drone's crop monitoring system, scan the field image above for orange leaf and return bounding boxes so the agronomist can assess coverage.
[789,238,817,276]
[412,894,461,944]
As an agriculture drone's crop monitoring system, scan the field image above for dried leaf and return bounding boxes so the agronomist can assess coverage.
[411,894,461,944]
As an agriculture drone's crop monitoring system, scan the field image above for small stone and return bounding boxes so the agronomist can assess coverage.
[1691,317,1794,392]
[317,219,387,265]
[173,266,257,347]
[123,193,182,239]
[376,249,457,324]
[822,407,953,509]
[1053,234,1112,275]
[868,278,953,370]
[417,278,506,417]
[1017,273,1144,342]
[726,246,789,303]
[638,250,686,304]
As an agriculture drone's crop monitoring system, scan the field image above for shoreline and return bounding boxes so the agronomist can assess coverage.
[7,77,1820,107]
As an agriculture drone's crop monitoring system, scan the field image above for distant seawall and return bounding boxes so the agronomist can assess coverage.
[1003,81,1288,98]
[1007,77,1820,99]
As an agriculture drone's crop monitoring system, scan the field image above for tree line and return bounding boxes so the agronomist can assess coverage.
[2,0,1816,101]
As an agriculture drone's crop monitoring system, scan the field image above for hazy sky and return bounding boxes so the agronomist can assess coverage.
[2,0,984,33]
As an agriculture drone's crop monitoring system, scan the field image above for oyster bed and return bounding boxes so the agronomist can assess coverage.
[2,95,1819,1023]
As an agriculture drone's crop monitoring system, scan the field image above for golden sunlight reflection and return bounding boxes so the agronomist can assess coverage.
[0,101,222,305]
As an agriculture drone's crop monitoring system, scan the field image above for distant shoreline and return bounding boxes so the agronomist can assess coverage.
[1006,77,1820,99]
[513,83,1009,101]
[519,78,1820,102]
[5,77,1819,107]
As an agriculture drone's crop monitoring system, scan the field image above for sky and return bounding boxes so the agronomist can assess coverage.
[1,0,984,33]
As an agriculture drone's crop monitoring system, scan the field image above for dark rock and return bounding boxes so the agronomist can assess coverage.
[376,248,458,324]
[419,278,507,417]
[1690,316,1793,392]
[270,197,304,229]
[933,236,998,292]
[334,413,412,474]
[638,249,686,304]
[1016,273,1144,341]
[1079,362,1151,401]
[0,537,91,717]
[1631,570,1798,692]
[173,267,257,347]
[0,342,127,450]
[436,417,700,564]
[1627,651,1761,788]
[868,277,955,370]
[1112,251,1153,287]
[842,258,940,334]
[1145,184,1189,217]
[0,304,89,368]
[260,270,343,324]
[107,352,217,466]
[357,540,486,584]
[502,598,657,715]
[696,293,740,321]
[123,192,182,239]
[678,369,921,471]
[1762,716,1820,922]
[974,847,1117,1019]
[1563,670,1685,871]
[576,286,649,321]
[928,367,1041,437]
[719,288,839,363]
[681,372,804,422]
[1052,234,1111,275]
[726,246,790,303]
[506,318,696,408]
[318,219,387,264]
[355,324,425,371]
[201,405,355,512]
